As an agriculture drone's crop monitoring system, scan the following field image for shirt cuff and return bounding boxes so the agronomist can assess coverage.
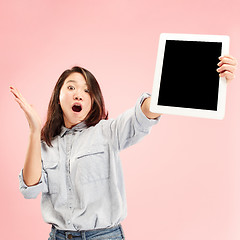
[135,93,160,131]
[19,169,43,199]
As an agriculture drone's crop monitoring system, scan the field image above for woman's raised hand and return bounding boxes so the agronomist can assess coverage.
[10,86,42,133]
[217,55,238,82]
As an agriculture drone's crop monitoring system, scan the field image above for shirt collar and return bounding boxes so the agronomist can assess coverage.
[60,121,87,137]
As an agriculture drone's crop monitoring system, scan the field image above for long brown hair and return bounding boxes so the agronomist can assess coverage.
[41,66,108,147]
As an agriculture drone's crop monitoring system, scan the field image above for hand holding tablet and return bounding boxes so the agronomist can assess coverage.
[150,33,237,119]
[217,55,237,81]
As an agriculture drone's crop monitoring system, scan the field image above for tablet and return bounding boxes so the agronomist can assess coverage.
[150,33,230,119]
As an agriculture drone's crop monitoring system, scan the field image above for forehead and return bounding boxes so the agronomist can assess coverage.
[64,72,87,86]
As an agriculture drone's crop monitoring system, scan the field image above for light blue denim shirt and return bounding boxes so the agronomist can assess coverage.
[19,93,160,231]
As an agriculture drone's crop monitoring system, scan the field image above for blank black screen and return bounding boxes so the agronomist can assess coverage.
[158,40,222,110]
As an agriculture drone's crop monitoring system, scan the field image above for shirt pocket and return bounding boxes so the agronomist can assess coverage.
[76,144,109,184]
[43,160,59,194]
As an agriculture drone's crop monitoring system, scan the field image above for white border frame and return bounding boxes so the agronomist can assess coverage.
[150,33,230,119]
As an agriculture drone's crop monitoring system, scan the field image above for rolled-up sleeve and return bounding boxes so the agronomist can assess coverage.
[19,168,47,199]
[104,93,160,151]
[135,93,160,131]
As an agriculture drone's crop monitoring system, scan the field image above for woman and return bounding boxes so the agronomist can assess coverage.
[10,56,237,239]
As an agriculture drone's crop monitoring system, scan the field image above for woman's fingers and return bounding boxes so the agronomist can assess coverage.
[219,70,235,82]
[10,87,24,103]
[10,87,19,99]
[14,95,23,106]
[10,87,27,109]
[217,64,236,74]
[219,54,238,61]
[10,86,27,104]
[217,55,237,82]
[10,86,42,131]
[14,95,28,112]
[218,56,238,67]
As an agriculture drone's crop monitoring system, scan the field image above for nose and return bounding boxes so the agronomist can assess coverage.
[74,95,82,100]
[73,91,82,101]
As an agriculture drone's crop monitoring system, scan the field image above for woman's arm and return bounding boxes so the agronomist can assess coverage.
[23,131,42,186]
[102,93,160,151]
[10,86,42,186]
[141,97,161,119]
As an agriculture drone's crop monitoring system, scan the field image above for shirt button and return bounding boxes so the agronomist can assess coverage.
[67,220,71,225]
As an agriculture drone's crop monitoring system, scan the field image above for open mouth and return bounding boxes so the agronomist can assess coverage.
[72,104,82,112]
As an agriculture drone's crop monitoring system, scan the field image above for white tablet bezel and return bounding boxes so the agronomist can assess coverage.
[150,33,230,119]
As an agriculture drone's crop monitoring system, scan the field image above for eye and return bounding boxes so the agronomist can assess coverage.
[68,86,75,90]
[84,89,90,93]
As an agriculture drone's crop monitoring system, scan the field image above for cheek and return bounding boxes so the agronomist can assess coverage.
[59,90,64,103]
[59,94,69,113]
[59,91,71,105]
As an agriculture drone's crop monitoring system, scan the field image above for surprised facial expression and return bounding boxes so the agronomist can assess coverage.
[59,72,92,129]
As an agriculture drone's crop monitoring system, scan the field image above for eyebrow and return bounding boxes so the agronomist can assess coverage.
[66,80,77,84]
[66,80,88,87]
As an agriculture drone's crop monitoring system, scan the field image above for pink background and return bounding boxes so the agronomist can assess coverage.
[1,0,240,239]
